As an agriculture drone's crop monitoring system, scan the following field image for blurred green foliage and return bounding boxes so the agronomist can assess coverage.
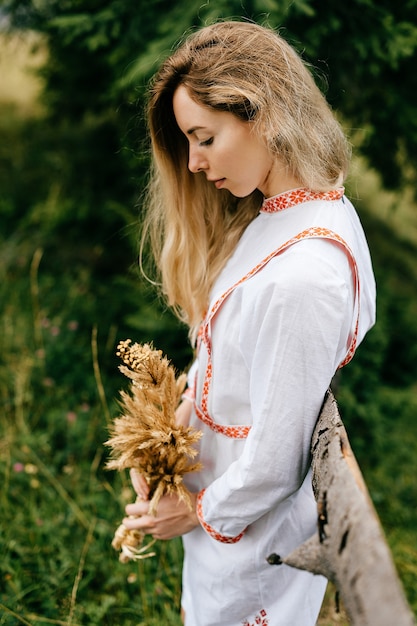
[3,0,417,189]
[1,0,417,623]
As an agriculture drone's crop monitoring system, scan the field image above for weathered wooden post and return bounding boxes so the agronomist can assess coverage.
[268,389,415,626]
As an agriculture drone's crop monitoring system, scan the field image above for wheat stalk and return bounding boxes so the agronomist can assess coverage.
[105,340,202,562]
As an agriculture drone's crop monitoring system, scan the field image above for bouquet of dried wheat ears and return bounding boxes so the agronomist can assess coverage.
[105,340,202,562]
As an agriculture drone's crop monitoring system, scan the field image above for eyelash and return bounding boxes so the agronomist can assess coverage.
[200,137,214,146]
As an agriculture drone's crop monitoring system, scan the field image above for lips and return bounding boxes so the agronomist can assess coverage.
[208,178,226,189]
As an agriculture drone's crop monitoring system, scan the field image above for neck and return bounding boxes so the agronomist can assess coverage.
[259,159,302,199]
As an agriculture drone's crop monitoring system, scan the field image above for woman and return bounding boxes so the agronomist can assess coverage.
[123,21,376,626]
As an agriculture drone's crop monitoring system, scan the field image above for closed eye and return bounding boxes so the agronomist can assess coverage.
[200,137,214,146]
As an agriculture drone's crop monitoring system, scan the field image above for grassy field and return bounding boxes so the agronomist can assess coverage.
[1,31,416,625]
[0,249,351,626]
[0,234,354,625]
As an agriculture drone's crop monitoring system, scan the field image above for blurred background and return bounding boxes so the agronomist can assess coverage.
[0,1,416,624]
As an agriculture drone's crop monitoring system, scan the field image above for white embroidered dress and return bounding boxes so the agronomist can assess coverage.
[182,189,376,626]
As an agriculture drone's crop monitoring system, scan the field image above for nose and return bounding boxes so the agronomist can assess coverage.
[188,144,208,174]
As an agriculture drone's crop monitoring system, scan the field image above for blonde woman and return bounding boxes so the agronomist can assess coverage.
[123,21,376,626]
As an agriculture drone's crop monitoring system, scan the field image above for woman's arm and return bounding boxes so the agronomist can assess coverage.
[175,397,193,427]
[197,242,354,541]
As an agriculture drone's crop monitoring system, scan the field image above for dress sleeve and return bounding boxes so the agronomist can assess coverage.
[197,240,354,541]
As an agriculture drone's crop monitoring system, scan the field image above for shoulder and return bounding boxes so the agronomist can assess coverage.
[242,237,352,303]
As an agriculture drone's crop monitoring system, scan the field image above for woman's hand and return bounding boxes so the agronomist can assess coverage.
[125,469,199,540]
[123,491,199,540]
[175,397,193,427]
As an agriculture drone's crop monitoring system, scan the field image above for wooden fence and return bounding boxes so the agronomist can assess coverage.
[267,390,415,626]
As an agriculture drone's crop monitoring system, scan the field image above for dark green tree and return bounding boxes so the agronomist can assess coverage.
[2,0,417,397]
[3,0,417,190]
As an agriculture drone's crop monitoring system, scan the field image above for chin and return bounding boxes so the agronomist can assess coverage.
[229,187,257,199]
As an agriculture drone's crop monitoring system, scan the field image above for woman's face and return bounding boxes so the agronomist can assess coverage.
[173,85,283,198]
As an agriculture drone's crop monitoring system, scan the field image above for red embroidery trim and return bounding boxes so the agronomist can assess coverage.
[261,186,344,213]
[196,489,246,543]
[194,212,360,440]
[242,609,269,625]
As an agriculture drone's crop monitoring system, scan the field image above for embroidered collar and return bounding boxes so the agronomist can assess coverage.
[261,187,345,213]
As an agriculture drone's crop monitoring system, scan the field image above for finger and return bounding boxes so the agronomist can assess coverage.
[130,469,150,500]
[125,500,149,517]
[123,514,156,532]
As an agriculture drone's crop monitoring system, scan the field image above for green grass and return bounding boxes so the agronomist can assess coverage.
[0,244,184,625]
[1,223,416,626]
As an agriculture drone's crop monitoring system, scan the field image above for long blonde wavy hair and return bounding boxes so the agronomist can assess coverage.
[141,21,351,342]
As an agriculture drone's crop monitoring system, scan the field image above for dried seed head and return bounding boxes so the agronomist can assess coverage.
[106,340,202,562]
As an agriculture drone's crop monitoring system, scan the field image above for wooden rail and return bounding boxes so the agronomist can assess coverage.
[268,389,415,626]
